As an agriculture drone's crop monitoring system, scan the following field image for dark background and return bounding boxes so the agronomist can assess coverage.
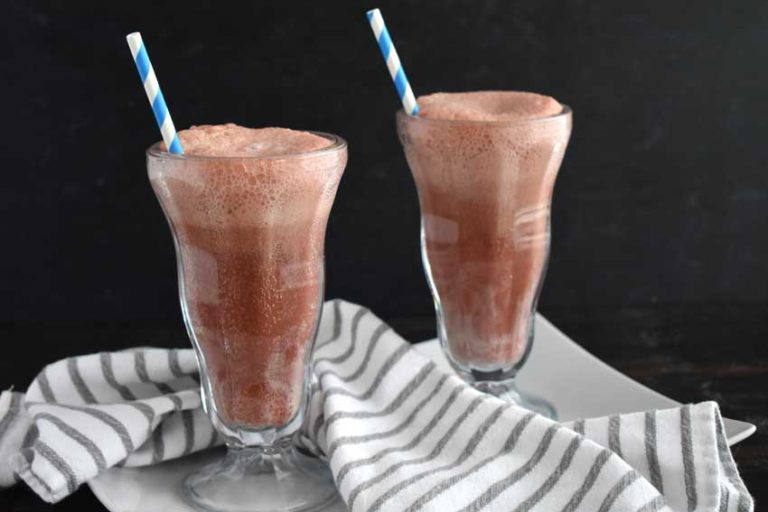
[1,0,766,509]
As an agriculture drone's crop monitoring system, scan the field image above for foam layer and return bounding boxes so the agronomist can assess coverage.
[175,124,331,157]
[150,126,345,229]
[417,91,562,122]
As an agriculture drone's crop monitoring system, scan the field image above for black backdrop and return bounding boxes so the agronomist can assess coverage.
[2,0,767,325]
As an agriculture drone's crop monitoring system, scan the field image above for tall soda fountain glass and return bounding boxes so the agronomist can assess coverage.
[147,129,347,512]
[397,97,571,417]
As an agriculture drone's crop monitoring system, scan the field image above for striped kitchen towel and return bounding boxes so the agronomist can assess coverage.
[0,300,753,511]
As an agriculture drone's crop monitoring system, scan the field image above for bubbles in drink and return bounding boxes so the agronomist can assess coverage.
[400,92,571,372]
[149,124,346,429]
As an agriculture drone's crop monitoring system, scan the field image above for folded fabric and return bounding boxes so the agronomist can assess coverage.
[0,300,752,511]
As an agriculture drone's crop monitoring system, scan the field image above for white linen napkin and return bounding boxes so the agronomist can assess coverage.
[0,300,753,511]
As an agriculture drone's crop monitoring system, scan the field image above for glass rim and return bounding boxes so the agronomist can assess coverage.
[396,104,572,127]
[146,130,347,162]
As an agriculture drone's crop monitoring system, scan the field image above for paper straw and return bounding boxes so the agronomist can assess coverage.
[366,9,420,116]
[126,32,183,154]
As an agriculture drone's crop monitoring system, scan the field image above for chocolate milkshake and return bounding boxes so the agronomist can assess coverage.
[398,92,571,380]
[148,124,346,436]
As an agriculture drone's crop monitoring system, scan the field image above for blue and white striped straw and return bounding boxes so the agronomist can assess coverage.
[126,32,183,154]
[366,9,420,116]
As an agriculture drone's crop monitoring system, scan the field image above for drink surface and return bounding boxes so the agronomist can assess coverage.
[149,124,345,432]
[417,91,562,121]
[175,123,331,157]
[399,92,571,374]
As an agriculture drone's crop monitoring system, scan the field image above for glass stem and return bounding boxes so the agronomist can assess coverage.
[473,378,558,419]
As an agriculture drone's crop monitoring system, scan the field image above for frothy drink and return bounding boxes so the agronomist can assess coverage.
[398,92,571,376]
[148,124,346,432]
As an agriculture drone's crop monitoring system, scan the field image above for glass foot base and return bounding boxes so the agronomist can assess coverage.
[183,442,340,512]
[473,380,558,420]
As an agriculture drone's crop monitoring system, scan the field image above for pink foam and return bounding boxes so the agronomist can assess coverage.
[417,91,562,122]
[175,123,331,157]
